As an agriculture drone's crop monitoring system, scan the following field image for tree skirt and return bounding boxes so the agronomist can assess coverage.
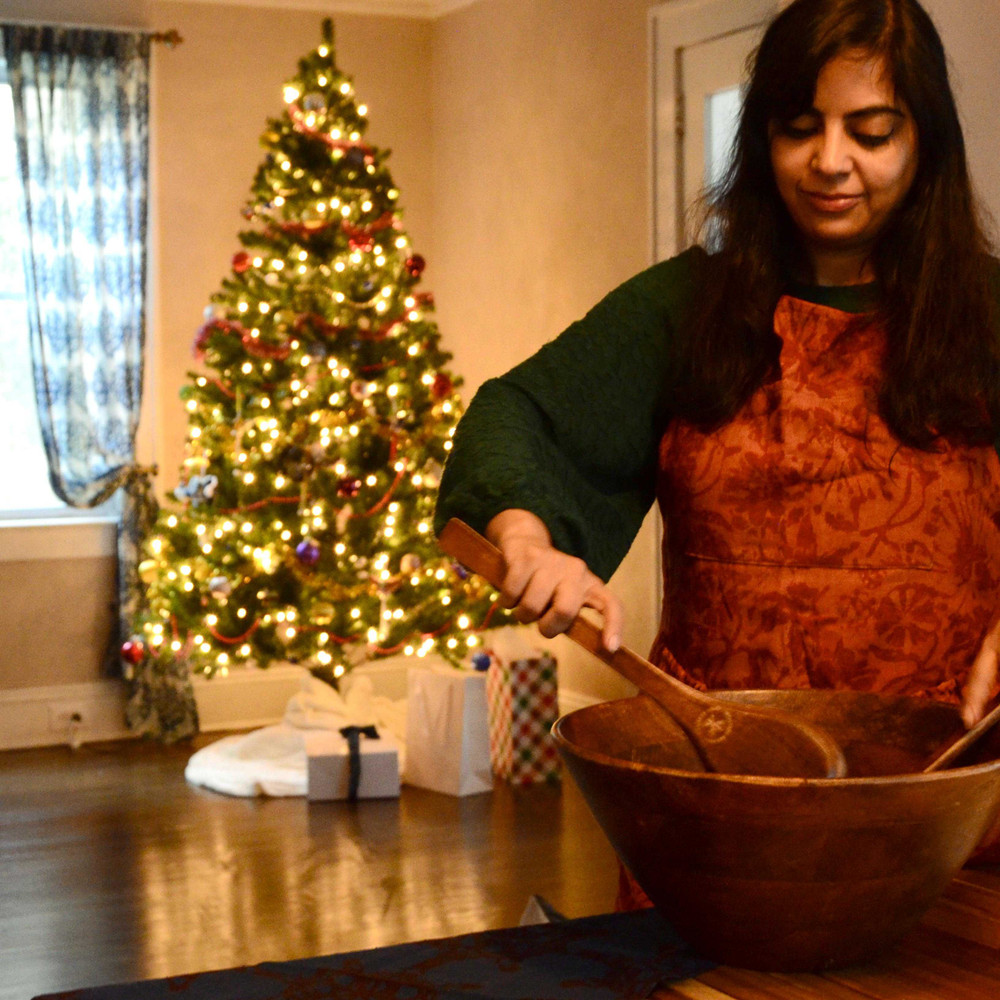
[185,673,406,797]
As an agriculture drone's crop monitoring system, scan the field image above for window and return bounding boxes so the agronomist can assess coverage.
[0,84,58,514]
[0,83,118,520]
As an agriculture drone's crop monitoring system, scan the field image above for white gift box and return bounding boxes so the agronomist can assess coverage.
[304,728,401,801]
[403,664,493,796]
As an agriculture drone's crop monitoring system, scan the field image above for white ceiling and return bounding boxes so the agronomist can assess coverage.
[181,0,480,18]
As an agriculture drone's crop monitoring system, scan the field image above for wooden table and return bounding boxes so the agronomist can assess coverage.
[655,868,1000,999]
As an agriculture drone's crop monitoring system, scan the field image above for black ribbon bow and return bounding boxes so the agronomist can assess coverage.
[338,725,379,801]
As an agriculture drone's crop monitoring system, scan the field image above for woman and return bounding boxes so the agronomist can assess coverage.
[436,1,1000,750]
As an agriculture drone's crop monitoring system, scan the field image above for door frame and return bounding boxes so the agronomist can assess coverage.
[649,0,779,262]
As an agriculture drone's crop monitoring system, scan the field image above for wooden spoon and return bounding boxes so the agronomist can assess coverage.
[438,519,847,779]
[924,701,1000,773]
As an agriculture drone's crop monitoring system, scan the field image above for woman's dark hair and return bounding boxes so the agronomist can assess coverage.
[676,0,1000,449]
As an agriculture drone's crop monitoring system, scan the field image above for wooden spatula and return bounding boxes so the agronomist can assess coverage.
[438,518,847,779]
[924,701,1000,772]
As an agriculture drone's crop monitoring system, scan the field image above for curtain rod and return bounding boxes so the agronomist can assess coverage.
[0,19,183,46]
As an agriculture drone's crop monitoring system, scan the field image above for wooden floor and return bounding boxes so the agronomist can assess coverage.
[0,733,619,1000]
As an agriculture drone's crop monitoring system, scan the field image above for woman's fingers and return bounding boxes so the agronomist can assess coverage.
[506,548,622,652]
[593,589,624,653]
[513,551,587,620]
[483,509,624,653]
[963,619,1000,727]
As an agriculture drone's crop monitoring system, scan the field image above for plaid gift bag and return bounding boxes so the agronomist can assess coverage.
[485,650,561,785]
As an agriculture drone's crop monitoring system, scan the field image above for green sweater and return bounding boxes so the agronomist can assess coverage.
[434,246,913,582]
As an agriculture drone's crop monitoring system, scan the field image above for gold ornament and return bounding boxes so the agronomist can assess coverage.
[312,602,335,625]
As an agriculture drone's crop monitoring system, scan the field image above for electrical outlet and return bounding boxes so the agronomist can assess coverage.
[49,702,87,733]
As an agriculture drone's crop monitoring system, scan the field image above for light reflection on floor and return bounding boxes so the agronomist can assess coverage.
[0,741,617,999]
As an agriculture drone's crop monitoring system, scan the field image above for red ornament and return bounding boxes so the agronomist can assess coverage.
[431,373,453,399]
[337,477,362,498]
[405,254,426,278]
[121,639,145,665]
[193,322,215,359]
[232,251,252,273]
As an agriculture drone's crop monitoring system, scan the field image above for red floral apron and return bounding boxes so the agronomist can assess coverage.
[654,295,1000,698]
[617,295,1000,910]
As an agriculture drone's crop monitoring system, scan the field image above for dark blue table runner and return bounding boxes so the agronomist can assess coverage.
[33,909,714,1000]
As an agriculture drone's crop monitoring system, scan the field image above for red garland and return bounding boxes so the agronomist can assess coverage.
[209,619,261,645]
[342,434,402,520]
[194,317,292,362]
[342,213,395,244]
[418,620,452,641]
[290,314,399,344]
[276,219,334,239]
[167,617,196,659]
[219,495,300,514]
[243,334,292,361]
[288,104,375,159]
[370,639,413,656]
[293,312,352,339]
[355,466,405,518]
[208,377,236,398]
[477,602,502,631]
[362,320,403,343]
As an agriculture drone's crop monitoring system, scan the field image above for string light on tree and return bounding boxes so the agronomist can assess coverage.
[131,19,505,684]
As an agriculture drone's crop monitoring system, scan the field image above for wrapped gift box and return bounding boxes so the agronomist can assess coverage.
[486,649,561,785]
[304,728,400,801]
[404,663,493,796]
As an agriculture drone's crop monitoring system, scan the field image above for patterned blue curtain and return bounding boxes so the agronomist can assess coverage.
[2,24,197,740]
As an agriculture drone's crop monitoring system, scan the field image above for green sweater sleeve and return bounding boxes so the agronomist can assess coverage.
[434,247,705,581]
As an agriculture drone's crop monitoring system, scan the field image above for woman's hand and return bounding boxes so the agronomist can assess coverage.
[485,509,624,653]
[963,618,1000,727]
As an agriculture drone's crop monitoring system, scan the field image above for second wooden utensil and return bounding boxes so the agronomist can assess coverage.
[438,518,847,779]
[924,701,1000,773]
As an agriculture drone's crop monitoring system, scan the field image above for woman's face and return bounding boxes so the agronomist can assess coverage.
[769,49,918,285]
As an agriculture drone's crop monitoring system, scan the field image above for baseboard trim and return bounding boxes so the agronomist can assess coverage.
[0,678,132,751]
[0,666,311,750]
[0,662,603,751]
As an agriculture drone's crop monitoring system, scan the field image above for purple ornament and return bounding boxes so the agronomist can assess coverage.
[295,539,321,566]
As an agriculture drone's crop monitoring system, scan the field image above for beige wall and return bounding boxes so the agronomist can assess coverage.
[430,0,660,700]
[0,555,116,687]
[923,0,1000,225]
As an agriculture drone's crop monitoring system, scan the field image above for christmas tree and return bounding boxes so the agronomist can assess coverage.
[129,20,504,684]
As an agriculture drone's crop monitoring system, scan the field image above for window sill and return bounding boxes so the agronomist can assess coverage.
[0,517,117,561]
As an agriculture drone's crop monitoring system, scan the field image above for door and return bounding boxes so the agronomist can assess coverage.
[650,0,779,260]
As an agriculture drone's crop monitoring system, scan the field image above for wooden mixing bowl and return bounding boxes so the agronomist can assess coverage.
[552,688,1000,971]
